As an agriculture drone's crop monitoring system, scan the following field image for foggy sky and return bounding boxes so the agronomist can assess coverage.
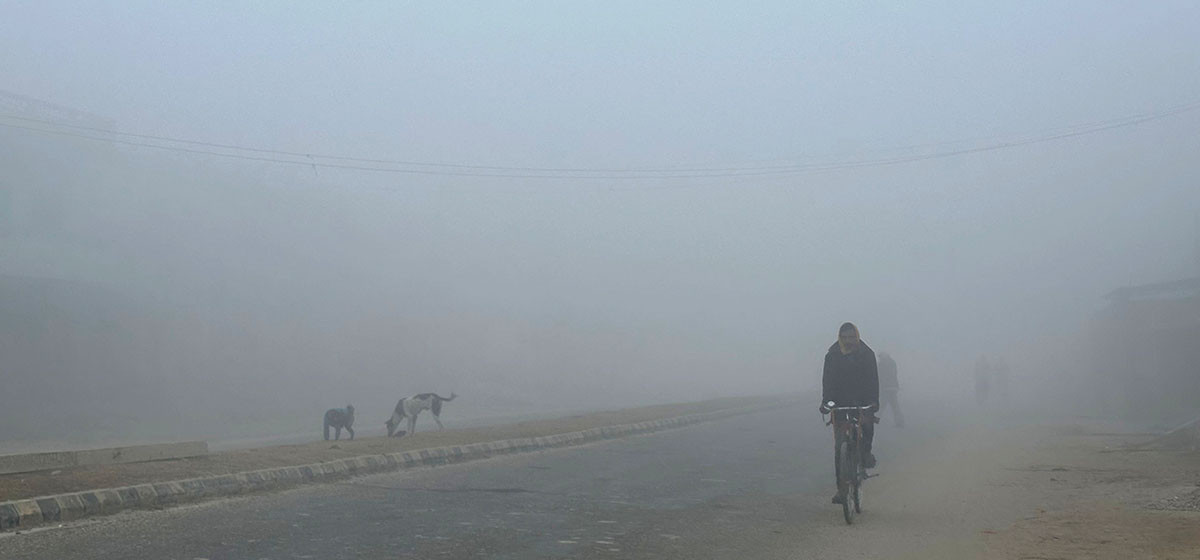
[1,2,1199,446]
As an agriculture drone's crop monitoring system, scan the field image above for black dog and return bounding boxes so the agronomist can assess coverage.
[323,405,355,441]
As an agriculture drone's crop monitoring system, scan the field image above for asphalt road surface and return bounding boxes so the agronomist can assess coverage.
[1,404,940,559]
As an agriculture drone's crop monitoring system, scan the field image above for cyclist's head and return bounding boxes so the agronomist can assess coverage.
[838,322,860,354]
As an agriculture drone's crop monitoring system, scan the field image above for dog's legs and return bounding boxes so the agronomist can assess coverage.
[433,414,444,430]
[324,422,330,441]
[335,426,342,441]
[346,425,354,440]
[408,414,417,435]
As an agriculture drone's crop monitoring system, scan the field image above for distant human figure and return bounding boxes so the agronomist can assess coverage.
[323,405,356,441]
[877,352,904,427]
[974,356,991,406]
[993,356,1010,402]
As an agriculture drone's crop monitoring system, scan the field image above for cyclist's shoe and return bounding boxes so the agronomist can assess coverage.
[831,493,846,504]
[864,453,877,469]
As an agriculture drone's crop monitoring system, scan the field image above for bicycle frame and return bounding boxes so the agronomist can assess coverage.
[826,406,871,449]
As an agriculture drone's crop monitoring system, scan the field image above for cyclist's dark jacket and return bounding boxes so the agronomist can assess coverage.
[821,340,880,407]
[877,353,899,390]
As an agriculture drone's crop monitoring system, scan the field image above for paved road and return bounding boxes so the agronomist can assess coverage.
[1,404,936,559]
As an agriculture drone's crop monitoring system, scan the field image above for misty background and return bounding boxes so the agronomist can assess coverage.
[2,2,1198,450]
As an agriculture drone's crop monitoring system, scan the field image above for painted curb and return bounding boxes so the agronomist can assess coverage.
[0,399,795,532]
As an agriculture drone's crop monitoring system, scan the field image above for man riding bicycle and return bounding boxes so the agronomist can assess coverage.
[819,322,879,504]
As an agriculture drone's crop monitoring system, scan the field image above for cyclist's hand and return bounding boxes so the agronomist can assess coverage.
[819,403,831,414]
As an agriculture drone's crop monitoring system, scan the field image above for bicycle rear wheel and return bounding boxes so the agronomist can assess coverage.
[853,475,863,514]
[837,439,856,524]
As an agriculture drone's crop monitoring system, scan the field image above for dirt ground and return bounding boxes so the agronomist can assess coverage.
[0,395,772,502]
[798,415,1200,559]
[976,425,1200,560]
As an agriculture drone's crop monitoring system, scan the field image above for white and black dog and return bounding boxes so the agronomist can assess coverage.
[385,393,456,437]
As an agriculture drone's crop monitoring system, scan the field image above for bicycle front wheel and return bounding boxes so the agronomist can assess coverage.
[837,439,856,524]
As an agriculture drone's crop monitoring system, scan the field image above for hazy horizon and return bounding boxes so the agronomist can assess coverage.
[2,2,1198,449]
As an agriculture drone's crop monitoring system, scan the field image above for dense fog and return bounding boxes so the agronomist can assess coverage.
[2,2,1198,451]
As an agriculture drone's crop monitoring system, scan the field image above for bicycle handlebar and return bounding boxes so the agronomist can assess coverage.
[821,403,878,426]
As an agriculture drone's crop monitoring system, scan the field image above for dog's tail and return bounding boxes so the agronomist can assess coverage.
[433,393,456,402]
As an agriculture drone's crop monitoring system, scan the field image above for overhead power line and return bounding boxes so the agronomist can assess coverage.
[1,101,1197,180]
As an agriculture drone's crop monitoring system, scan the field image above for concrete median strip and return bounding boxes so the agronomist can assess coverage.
[0,399,793,532]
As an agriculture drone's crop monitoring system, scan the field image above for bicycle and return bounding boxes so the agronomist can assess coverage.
[821,401,877,524]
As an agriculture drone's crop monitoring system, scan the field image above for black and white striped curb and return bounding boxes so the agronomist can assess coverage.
[0,399,795,532]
